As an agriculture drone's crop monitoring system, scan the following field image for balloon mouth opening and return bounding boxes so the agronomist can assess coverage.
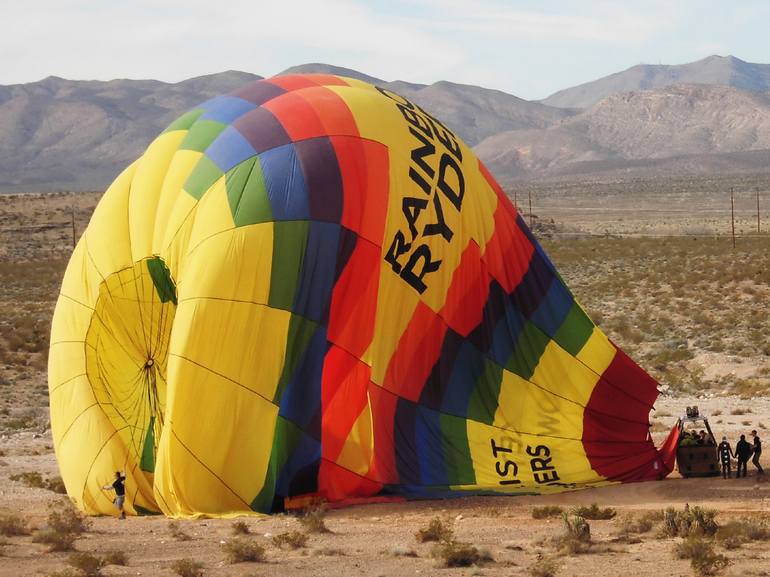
[83,256,177,505]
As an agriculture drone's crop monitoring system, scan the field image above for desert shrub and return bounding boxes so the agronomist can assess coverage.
[224,537,266,563]
[272,530,308,549]
[10,471,45,488]
[67,551,105,577]
[313,547,346,556]
[674,537,728,576]
[387,545,418,557]
[617,510,661,536]
[168,520,192,541]
[715,520,770,549]
[662,506,718,537]
[730,407,750,415]
[231,520,250,535]
[550,514,592,555]
[431,540,492,567]
[570,503,616,520]
[33,528,77,552]
[532,505,564,519]
[43,569,82,577]
[103,549,129,565]
[45,476,67,494]
[0,513,29,536]
[415,517,453,543]
[171,558,205,577]
[297,500,329,533]
[48,503,90,535]
[530,557,559,577]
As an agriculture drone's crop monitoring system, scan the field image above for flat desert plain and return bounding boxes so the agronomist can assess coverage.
[1,182,770,577]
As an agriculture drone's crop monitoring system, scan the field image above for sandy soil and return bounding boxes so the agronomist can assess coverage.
[3,394,770,577]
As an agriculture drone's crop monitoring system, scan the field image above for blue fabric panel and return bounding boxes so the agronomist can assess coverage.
[205,126,257,172]
[415,406,449,486]
[441,341,487,416]
[394,398,420,485]
[274,434,321,498]
[293,222,341,325]
[530,278,574,338]
[278,326,327,434]
[509,249,555,319]
[199,95,256,124]
[258,143,310,221]
[489,297,527,366]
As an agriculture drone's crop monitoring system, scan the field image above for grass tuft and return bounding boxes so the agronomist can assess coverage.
[224,537,266,563]
[171,558,205,577]
[532,505,564,519]
[415,517,454,543]
[272,530,308,549]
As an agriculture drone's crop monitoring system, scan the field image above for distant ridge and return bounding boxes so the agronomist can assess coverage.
[542,55,770,109]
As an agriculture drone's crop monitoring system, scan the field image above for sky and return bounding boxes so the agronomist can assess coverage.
[3,0,770,100]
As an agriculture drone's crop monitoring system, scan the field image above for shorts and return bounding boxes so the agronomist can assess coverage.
[115,495,125,510]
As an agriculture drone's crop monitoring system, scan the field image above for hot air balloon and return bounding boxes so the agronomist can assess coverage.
[48,74,672,518]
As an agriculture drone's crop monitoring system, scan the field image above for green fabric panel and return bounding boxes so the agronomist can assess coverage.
[505,321,551,380]
[553,303,594,356]
[179,119,226,152]
[139,416,156,473]
[250,416,304,512]
[273,315,319,404]
[146,257,177,305]
[226,157,273,227]
[163,109,204,133]
[184,156,223,200]
[441,413,476,486]
[269,221,309,311]
[133,503,162,516]
[466,359,504,425]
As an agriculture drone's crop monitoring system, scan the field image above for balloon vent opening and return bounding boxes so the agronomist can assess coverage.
[84,257,177,481]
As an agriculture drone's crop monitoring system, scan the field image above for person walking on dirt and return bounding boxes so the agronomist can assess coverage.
[102,471,127,519]
[735,435,752,478]
[751,430,764,475]
[717,437,734,479]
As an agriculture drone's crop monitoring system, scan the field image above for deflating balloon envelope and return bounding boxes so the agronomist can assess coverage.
[48,74,669,518]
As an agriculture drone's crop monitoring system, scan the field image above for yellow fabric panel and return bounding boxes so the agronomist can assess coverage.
[48,342,88,395]
[530,340,602,407]
[183,175,234,261]
[49,373,94,446]
[151,134,194,254]
[465,170,499,256]
[167,298,290,403]
[82,161,135,277]
[154,355,279,516]
[335,400,375,477]
[180,223,273,306]
[58,239,106,310]
[576,327,617,376]
[159,191,199,279]
[127,132,186,261]
[49,295,92,346]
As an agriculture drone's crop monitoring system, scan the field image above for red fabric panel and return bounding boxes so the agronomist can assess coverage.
[321,346,371,462]
[479,160,518,217]
[297,86,360,137]
[482,201,534,293]
[657,421,680,475]
[333,136,389,245]
[318,460,382,502]
[264,75,321,91]
[367,382,398,484]
[327,239,381,358]
[382,302,447,402]
[440,242,490,337]
[602,346,659,408]
[262,91,326,141]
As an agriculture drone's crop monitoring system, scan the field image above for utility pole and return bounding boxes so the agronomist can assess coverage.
[757,188,761,234]
[528,189,533,229]
[71,204,76,248]
[730,187,736,249]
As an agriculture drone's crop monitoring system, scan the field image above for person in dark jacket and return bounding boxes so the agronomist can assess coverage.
[717,436,734,479]
[751,430,764,475]
[735,435,752,478]
[102,471,127,519]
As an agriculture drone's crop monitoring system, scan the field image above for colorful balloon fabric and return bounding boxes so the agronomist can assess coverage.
[49,74,669,518]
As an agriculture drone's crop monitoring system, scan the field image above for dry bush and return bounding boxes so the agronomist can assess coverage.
[224,537,266,563]
[674,536,729,576]
[662,506,718,537]
[103,549,129,565]
[231,520,250,535]
[67,552,105,577]
[272,530,308,549]
[10,471,45,488]
[47,502,90,535]
[550,514,592,555]
[168,520,192,541]
[415,517,454,543]
[532,505,564,519]
[387,545,418,557]
[530,557,559,577]
[171,558,205,577]
[570,504,616,520]
[44,569,82,577]
[431,540,492,567]
[45,476,67,494]
[617,510,662,537]
[0,513,29,536]
[730,407,751,415]
[715,520,770,549]
[33,528,77,552]
[297,500,329,533]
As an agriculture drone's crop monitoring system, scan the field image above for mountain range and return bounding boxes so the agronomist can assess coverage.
[1,55,769,192]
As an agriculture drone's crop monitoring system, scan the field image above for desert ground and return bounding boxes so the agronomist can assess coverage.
[1,179,770,577]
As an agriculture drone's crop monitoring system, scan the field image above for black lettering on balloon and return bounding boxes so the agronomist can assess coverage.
[408,127,436,180]
[384,231,411,274]
[402,196,428,240]
[437,153,465,211]
[422,193,453,242]
[400,245,441,294]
